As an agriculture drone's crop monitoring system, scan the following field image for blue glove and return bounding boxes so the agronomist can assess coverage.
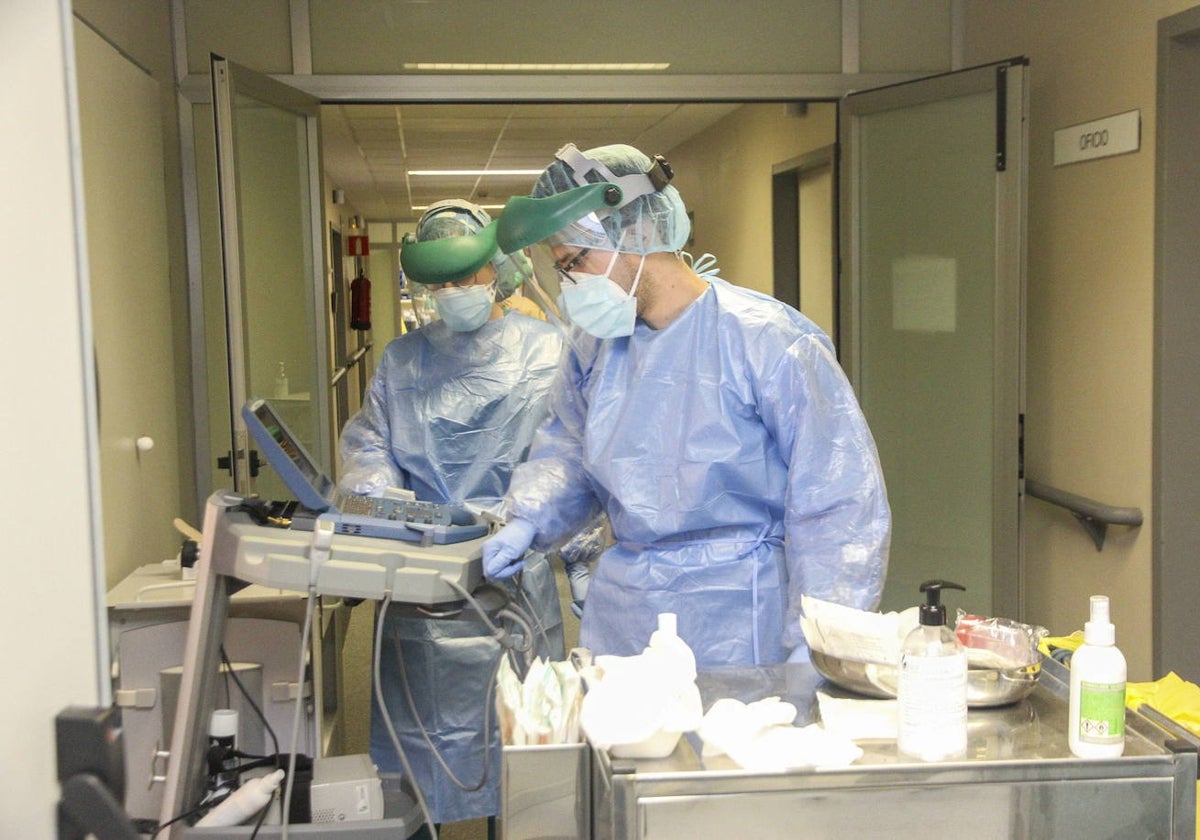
[565,559,590,618]
[483,518,537,579]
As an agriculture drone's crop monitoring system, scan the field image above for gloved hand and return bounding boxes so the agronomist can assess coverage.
[565,559,590,619]
[483,518,537,579]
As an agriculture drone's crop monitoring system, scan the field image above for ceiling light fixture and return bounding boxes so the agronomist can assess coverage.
[404,62,670,72]
[408,169,543,176]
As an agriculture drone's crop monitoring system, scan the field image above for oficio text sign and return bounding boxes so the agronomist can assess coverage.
[1053,110,1140,167]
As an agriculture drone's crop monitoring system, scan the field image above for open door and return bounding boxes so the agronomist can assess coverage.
[840,59,1028,618]
[211,55,332,496]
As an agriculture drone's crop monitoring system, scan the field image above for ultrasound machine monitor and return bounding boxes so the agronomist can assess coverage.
[242,398,487,545]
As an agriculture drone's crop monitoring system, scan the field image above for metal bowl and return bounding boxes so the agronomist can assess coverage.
[810,649,1041,708]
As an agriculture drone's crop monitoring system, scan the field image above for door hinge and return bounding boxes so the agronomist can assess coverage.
[216,449,261,477]
[1018,412,1025,479]
[995,64,1008,172]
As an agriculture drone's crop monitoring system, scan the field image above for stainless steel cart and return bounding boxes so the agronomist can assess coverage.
[591,658,1196,839]
[504,657,1197,839]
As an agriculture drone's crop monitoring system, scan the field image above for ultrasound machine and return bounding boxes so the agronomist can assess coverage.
[157,399,498,838]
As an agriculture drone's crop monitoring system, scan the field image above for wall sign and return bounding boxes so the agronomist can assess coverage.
[1053,110,1140,167]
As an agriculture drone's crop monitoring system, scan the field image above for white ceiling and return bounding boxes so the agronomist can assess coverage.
[320,101,742,221]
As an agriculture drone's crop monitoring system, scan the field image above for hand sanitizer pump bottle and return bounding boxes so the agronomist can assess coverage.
[1068,595,1127,758]
[274,362,289,398]
[898,580,968,761]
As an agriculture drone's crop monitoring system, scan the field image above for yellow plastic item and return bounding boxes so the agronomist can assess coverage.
[1126,671,1200,737]
[1037,631,1083,659]
[1122,670,1200,838]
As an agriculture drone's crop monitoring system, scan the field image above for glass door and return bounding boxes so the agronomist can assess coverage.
[211,56,331,497]
[840,60,1028,617]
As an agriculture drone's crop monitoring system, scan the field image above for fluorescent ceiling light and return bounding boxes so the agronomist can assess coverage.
[408,169,543,176]
[404,62,669,72]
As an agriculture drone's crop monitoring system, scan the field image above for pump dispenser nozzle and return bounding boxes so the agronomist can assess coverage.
[917,579,966,627]
[1084,594,1116,646]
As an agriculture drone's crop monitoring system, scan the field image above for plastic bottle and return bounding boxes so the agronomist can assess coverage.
[1068,595,1127,758]
[274,362,289,398]
[195,768,285,827]
[647,613,697,683]
[207,709,240,803]
[897,580,968,761]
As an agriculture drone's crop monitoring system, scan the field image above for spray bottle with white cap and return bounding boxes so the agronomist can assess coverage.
[1068,595,1127,757]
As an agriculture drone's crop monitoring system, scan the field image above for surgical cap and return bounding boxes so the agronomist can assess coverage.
[531,144,690,256]
[416,199,530,294]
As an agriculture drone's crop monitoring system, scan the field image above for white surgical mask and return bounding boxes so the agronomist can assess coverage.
[432,282,496,331]
[558,249,646,339]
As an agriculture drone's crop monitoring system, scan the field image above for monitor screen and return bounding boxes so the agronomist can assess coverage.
[250,400,333,500]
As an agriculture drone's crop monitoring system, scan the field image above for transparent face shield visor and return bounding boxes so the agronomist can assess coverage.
[497,183,627,324]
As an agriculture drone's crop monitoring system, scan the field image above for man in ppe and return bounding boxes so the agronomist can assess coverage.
[338,199,567,833]
[483,144,891,667]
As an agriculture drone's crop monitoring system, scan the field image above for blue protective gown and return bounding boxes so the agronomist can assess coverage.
[506,277,890,667]
[339,313,566,823]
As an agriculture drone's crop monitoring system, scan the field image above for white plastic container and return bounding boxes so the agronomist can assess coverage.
[208,709,239,797]
[897,581,968,761]
[647,613,697,682]
[584,613,703,759]
[1068,595,1127,758]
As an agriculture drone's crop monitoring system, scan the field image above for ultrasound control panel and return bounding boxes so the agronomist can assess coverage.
[288,498,488,544]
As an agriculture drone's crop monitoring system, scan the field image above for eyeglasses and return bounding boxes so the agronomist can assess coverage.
[553,248,591,283]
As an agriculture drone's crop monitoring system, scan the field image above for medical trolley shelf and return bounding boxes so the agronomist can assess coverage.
[159,490,487,839]
[570,657,1197,840]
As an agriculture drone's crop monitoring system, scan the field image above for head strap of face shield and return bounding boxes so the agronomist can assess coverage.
[554,144,673,210]
[421,198,491,231]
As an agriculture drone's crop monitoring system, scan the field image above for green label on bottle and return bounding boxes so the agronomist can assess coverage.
[1078,680,1125,743]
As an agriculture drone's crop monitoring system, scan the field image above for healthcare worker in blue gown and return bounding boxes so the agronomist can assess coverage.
[483,144,892,667]
[338,199,566,832]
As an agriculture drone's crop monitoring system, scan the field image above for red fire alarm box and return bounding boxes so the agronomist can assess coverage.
[347,235,370,257]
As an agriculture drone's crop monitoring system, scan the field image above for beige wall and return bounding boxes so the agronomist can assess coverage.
[669,103,837,297]
[75,0,196,521]
[963,0,1198,679]
[76,20,184,588]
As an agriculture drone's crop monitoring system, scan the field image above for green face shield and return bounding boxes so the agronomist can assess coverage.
[495,182,624,253]
[400,220,499,285]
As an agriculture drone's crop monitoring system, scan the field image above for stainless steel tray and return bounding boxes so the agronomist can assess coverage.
[810,649,1040,707]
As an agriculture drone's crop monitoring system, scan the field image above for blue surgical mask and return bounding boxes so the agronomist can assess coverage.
[558,250,646,339]
[432,282,496,331]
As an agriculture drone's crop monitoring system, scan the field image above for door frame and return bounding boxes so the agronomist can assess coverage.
[1153,5,1200,679]
[772,144,838,347]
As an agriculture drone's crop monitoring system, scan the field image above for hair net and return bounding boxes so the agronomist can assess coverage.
[417,199,530,291]
[531,144,690,255]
